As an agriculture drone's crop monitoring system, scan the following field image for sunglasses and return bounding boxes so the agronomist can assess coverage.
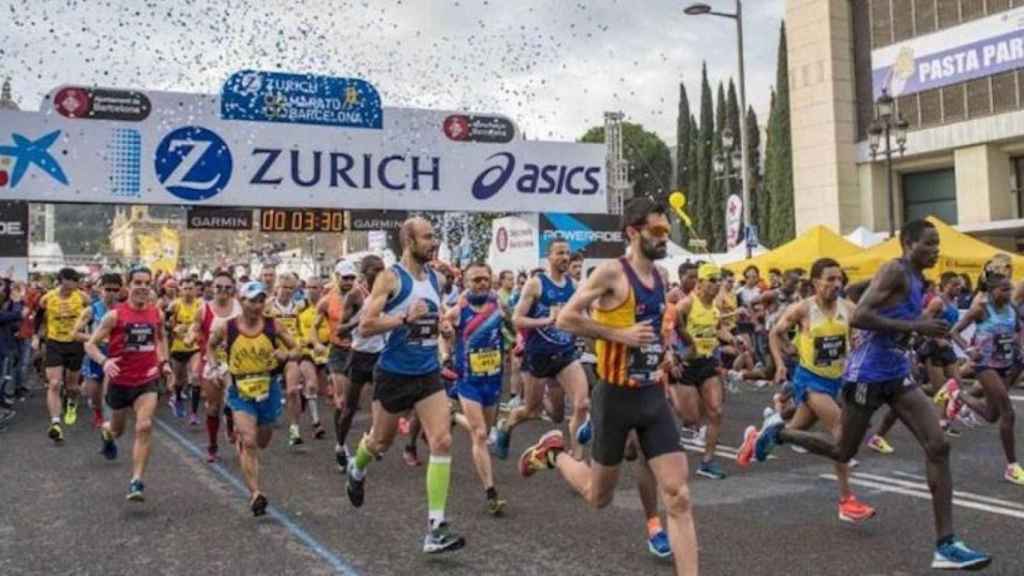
[644,224,671,238]
[103,287,121,293]
[340,275,357,281]
[214,285,234,292]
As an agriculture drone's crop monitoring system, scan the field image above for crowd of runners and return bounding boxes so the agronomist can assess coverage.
[5,198,1021,573]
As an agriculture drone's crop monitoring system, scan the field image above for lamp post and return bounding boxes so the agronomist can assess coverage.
[685,0,751,257]
[868,88,909,237]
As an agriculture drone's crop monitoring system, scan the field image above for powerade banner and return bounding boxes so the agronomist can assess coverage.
[221,71,382,129]
[538,213,624,259]
[0,201,29,258]
[0,110,605,214]
[872,6,1024,99]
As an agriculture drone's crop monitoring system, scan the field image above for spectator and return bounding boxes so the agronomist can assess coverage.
[12,279,39,398]
[0,279,25,422]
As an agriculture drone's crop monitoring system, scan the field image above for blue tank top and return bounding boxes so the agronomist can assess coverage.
[940,299,959,326]
[89,299,109,333]
[844,260,924,384]
[622,257,666,387]
[975,303,1018,369]
[378,264,442,376]
[454,295,504,389]
[525,273,576,355]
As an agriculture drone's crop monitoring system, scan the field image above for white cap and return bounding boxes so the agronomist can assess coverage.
[239,281,268,300]
[335,260,357,277]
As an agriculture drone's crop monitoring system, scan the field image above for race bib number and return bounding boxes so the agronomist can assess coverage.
[692,328,717,357]
[125,323,156,352]
[469,348,501,376]
[575,336,587,356]
[813,335,846,367]
[236,374,271,401]
[995,334,1016,361]
[629,343,663,382]
[407,317,439,344]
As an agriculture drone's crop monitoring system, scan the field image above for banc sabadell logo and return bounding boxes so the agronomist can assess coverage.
[471,152,602,201]
[155,126,233,201]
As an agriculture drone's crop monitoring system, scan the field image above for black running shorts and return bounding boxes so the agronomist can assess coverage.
[44,340,85,371]
[591,381,681,467]
[373,367,443,414]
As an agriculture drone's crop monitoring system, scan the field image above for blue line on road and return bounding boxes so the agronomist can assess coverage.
[155,418,361,576]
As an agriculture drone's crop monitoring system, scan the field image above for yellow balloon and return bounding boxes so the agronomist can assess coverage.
[669,191,686,210]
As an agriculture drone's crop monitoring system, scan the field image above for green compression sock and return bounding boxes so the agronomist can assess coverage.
[426,454,452,525]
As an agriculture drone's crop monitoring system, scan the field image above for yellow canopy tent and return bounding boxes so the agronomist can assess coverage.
[839,217,1024,283]
[724,226,863,275]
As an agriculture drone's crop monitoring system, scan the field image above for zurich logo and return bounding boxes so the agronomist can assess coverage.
[471,152,515,200]
[154,126,232,201]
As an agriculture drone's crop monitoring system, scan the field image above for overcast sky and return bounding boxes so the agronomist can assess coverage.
[3,0,784,145]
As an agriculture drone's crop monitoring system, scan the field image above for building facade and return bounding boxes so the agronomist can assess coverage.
[787,0,1024,247]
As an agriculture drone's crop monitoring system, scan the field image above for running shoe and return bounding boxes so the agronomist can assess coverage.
[345,461,365,508]
[92,410,104,429]
[931,537,991,571]
[48,422,63,443]
[575,417,592,446]
[736,425,758,467]
[251,493,268,517]
[486,495,507,517]
[1005,463,1024,486]
[288,424,303,447]
[696,460,727,480]
[423,521,466,554]
[126,479,145,502]
[754,412,785,463]
[312,422,326,440]
[518,430,565,478]
[647,530,672,559]
[100,427,118,461]
[64,400,78,426]
[403,445,422,467]
[335,446,349,473]
[189,414,199,427]
[790,444,808,454]
[838,495,876,523]
[866,435,895,454]
[206,446,219,463]
[944,382,962,422]
[492,421,511,460]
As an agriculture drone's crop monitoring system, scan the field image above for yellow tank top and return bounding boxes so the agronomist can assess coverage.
[298,305,330,363]
[44,289,88,343]
[170,298,201,352]
[266,299,304,350]
[227,321,279,376]
[688,296,720,358]
[717,292,738,331]
[594,288,636,386]
[797,300,850,380]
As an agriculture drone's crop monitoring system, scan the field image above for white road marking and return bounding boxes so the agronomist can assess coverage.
[819,473,1024,520]
[853,472,1024,510]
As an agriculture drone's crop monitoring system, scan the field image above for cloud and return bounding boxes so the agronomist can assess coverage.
[2,0,783,144]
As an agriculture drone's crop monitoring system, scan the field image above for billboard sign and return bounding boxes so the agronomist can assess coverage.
[872,7,1024,98]
[221,70,383,129]
[186,206,253,230]
[538,213,624,259]
[0,109,604,213]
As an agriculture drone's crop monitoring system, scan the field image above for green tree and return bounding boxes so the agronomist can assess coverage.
[710,81,728,251]
[746,105,766,244]
[765,22,795,246]
[580,122,673,202]
[675,81,691,189]
[694,62,715,247]
[680,112,701,246]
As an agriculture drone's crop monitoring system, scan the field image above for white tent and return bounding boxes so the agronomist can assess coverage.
[707,242,768,266]
[845,226,884,248]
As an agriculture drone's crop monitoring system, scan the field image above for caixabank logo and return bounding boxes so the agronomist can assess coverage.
[471,152,602,201]
[0,130,69,190]
[154,126,233,201]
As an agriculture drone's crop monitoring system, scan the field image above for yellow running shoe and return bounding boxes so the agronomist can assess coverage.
[64,400,78,426]
[866,434,894,455]
[48,423,64,443]
[1005,463,1024,486]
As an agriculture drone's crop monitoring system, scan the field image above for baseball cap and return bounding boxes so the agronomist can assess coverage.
[239,281,268,300]
[335,260,357,277]
[698,263,722,281]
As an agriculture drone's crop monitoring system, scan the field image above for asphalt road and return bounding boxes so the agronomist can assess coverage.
[2,378,1023,576]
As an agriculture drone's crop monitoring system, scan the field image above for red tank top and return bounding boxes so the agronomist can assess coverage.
[326,289,351,347]
[107,303,162,387]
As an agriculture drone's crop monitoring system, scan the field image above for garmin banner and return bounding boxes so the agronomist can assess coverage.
[538,213,624,259]
[872,6,1024,99]
[0,109,605,213]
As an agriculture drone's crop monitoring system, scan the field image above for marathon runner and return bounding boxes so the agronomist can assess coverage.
[167,277,202,424]
[192,270,241,463]
[297,276,330,444]
[75,273,122,429]
[86,266,172,502]
[518,197,697,576]
[267,273,315,446]
[346,216,465,554]
[317,260,358,462]
[444,261,509,516]
[737,257,876,522]
[208,281,298,516]
[329,255,385,471]
[948,272,1024,485]
[669,263,733,480]
[36,267,88,442]
[748,219,991,571]
[495,239,590,460]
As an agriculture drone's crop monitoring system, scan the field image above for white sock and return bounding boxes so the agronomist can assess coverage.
[428,510,445,528]
[306,394,320,423]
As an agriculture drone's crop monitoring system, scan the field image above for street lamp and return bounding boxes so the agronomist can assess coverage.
[685,0,752,256]
[868,88,909,237]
